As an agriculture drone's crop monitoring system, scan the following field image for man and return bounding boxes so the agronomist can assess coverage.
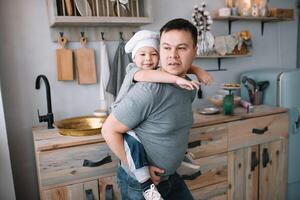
[102,18,198,200]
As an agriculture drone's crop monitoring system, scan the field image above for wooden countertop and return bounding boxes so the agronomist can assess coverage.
[33,105,288,152]
[192,105,288,128]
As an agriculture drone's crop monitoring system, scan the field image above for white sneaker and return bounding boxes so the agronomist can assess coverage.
[143,184,163,200]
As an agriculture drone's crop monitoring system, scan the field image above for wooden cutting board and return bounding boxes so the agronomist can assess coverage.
[56,36,74,81]
[75,36,97,84]
[64,0,73,16]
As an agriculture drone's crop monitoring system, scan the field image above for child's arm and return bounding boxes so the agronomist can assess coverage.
[189,65,214,85]
[134,69,199,90]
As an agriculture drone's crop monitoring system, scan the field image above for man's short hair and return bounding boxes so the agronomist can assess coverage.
[159,18,198,48]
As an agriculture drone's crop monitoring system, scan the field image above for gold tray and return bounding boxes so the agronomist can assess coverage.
[54,116,106,136]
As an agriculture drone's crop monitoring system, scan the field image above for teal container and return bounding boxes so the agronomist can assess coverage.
[223,94,234,115]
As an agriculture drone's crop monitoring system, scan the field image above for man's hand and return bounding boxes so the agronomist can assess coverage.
[175,77,200,90]
[149,166,165,185]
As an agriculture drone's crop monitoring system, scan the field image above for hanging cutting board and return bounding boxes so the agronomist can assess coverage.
[56,36,74,81]
[75,36,97,84]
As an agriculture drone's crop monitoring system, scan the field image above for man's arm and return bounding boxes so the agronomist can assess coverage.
[101,113,130,166]
[134,69,199,90]
[189,65,214,85]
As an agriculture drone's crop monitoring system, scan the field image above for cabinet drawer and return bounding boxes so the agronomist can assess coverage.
[191,181,227,200]
[41,180,99,200]
[38,142,118,188]
[228,113,288,151]
[183,153,227,190]
[188,124,228,159]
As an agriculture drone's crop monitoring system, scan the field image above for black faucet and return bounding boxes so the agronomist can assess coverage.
[35,75,54,129]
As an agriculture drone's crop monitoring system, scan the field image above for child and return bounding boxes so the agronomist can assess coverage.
[110,30,213,200]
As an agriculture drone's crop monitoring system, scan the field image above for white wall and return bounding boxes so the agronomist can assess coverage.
[0,0,297,199]
[0,83,16,200]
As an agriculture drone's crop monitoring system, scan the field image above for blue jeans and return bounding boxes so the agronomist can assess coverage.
[117,165,194,200]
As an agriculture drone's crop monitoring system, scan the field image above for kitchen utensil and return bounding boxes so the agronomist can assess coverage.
[197,107,220,115]
[75,0,92,16]
[56,35,74,81]
[257,81,269,91]
[114,0,131,16]
[242,76,251,92]
[246,77,257,92]
[64,0,73,16]
[55,116,106,136]
[75,35,97,84]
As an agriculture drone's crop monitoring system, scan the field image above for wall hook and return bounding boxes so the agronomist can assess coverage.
[119,32,124,41]
[80,32,85,37]
[101,32,105,40]
[59,32,64,37]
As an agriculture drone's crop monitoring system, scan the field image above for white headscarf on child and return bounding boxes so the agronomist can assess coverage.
[125,30,159,59]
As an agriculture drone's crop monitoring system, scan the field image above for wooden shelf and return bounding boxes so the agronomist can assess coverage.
[213,16,293,22]
[49,16,153,27]
[47,0,153,41]
[196,53,251,71]
[213,16,293,35]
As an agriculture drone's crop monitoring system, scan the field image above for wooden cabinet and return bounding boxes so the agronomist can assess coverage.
[227,139,288,200]
[33,105,288,200]
[186,105,288,200]
[33,127,120,200]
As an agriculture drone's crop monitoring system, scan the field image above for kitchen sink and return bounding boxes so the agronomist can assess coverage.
[54,116,106,136]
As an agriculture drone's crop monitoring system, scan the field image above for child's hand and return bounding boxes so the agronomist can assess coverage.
[149,166,165,185]
[175,77,200,90]
[197,70,214,85]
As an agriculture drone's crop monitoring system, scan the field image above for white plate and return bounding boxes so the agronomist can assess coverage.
[75,0,92,16]
[222,86,240,90]
[198,107,220,115]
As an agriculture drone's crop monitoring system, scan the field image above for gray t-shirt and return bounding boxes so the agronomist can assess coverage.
[110,63,140,110]
[112,81,196,176]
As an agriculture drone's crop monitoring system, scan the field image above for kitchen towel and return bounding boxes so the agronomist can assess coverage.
[106,39,131,97]
[99,40,113,110]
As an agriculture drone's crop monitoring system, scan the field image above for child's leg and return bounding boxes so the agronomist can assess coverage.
[124,131,151,184]
[124,131,164,199]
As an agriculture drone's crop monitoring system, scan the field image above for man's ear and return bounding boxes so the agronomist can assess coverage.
[193,46,198,57]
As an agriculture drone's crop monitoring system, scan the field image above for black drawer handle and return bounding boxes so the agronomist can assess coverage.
[188,140,201,148]
[105,184,114,200]
[251,152,259,171]
[181,170,202,180]
[85,189,94,200]
[83,155,112,167]
[252,126,268,135]
[262,148,270,168]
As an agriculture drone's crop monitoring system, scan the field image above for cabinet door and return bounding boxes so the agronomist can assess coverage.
[98,176,121,200]
[42,180,99,200]
[259,139,288,200]
[228,145,259,200]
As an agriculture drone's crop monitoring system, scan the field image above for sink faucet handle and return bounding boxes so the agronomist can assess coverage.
[38,109,43,122]
[37,109,46,123]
